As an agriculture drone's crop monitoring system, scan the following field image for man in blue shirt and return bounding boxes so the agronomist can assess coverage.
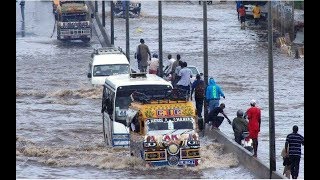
[285,125,304,179]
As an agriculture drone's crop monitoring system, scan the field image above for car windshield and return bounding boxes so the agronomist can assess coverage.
[62,14,87,22]
[93,64,130,76]
[146,117,195,131]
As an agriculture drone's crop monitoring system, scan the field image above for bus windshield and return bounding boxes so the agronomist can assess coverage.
[115,85,172,109]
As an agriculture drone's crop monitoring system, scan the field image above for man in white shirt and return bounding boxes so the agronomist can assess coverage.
[163,54,175,78]
[177,62,192,97]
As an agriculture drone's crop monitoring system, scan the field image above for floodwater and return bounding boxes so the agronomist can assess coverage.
[16,1,303,179]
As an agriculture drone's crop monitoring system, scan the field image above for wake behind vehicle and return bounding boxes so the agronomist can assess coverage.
[128,88,201,167]
[55,0,92,42]
[87,47,130,86]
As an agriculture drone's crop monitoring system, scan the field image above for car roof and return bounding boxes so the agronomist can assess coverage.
[104,73,173,90]
[93,54,129,66]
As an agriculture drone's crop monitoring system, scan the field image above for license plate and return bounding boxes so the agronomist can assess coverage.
[178,159,195,165]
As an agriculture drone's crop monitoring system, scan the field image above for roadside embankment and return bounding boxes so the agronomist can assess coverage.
[204,128,286,179]
[85,1,111,47]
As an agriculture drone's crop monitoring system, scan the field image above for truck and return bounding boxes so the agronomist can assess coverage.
[55,0,92,42]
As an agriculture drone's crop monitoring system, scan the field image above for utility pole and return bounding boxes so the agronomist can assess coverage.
[102,0,105,27]
[158,1,163,77]
[95,1,98,13]
[268,1,276,178]
[203,0,208,136]
[125,1,130,62]
[110,1,114,45]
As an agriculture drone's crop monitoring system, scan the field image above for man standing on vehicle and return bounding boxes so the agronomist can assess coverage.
[244,99,261,157]
[136,39,151,73]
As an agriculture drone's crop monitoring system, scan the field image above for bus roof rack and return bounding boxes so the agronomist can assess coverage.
[129,72,147,78]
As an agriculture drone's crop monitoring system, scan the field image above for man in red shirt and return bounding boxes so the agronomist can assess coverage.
[244,99,261,157]
[238,4,246,29]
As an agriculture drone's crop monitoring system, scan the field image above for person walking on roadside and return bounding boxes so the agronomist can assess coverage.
[190,74,205,118]
[252,3,261,25]
[148,53,159,75]
[232,109,248,145]
[207,103,231,130]
[205,77,225,112]
[244,99,261,157]
[285,125,304,179]
[235,1,242,20]
[238,4,246,29]
[135,38,151,73]
[176,61,192,97]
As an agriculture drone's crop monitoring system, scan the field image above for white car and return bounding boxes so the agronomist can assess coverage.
[163,65,202,84]
[187,65,202,84]
[87,47,131,86]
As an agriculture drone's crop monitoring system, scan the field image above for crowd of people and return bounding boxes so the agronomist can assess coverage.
[134,38,303,179]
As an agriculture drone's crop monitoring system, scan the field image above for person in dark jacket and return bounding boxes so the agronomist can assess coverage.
[190,74,205,118]
[207,103,231,130]
[232,109,248,145]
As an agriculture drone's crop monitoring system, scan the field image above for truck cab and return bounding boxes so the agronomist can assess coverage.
[56,0,92,42]
[87,47,131,86]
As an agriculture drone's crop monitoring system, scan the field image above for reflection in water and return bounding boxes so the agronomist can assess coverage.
[21,21,25,37]
[20,0,25,37]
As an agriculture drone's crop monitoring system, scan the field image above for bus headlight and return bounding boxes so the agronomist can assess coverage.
[167,143,179,155]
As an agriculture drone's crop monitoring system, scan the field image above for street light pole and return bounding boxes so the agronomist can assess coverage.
[203,0,208,136]
[268,1,276,178]
[125,1,130,62]
[110,1,114,45]
[158,1,163,77]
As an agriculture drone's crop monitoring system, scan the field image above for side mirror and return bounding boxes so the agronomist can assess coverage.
[87,73,92,78]
[91,13,94,19]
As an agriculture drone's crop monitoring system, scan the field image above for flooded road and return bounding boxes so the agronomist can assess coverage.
[16,1,303,179]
